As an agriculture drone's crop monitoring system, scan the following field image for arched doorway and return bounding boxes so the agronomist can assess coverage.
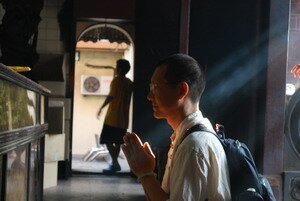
[71,23,134,173]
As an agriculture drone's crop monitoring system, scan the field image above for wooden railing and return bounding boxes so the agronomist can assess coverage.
[0,63,50,201]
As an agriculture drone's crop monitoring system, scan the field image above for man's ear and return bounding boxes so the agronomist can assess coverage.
[178,81,189,100]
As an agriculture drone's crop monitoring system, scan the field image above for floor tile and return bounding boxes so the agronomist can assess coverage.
[44,175,147,201]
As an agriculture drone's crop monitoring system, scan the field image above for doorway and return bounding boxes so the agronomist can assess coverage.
[71,23,134,173]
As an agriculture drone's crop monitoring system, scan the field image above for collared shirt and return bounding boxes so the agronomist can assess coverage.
[104,75,133,129]
[161,111,231,201]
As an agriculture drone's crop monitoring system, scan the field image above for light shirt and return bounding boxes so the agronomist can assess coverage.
[104,75,133,129]
[161,111,231,201]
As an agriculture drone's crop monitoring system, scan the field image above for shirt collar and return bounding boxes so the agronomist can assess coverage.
[171,110,214,145]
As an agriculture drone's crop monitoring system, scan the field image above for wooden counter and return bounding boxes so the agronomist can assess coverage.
[0,64,50,201]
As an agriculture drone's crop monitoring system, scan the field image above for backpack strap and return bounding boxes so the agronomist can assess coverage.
[184,123,227,140]
[184,124,218,139]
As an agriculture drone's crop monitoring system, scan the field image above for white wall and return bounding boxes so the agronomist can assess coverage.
[37,0,64,54]
[124,43,134,133]
[36,0,66,97]
[72,50,134,155]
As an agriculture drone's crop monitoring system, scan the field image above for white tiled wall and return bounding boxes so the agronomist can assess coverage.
[37,0,67,98]
[37,0,64,54]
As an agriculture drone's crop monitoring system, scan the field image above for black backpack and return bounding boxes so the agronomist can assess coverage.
[184,124,276,201]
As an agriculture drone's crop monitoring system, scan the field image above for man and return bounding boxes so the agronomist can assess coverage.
[122,54,231,200]
[97,59,133,173]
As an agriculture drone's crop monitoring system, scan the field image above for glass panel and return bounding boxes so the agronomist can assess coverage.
[0,155,2,201]
[6,145,28,201]
[26,91,37,126]
[40,96,45,125]
[36,139,42,201]
[29,141,38,201]
[0,79,37,132]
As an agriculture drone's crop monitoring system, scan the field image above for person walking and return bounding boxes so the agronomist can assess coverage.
[97,59,133,174]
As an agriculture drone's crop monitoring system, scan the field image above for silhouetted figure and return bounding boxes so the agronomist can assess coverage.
[0,0,43,68]
[97,59,133,173]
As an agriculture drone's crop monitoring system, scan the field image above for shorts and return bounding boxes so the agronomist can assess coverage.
[100,124,127,144]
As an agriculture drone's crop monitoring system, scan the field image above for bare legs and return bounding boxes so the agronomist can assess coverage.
[104,143,121,172]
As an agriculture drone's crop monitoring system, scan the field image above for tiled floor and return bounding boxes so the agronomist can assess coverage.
[43,154,143,201]
[43,150,144,201]
[43,175,147,201]
[72,154,130,173]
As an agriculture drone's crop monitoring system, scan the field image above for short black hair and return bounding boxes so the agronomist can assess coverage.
[156,53,205,103]
[116,59,130,75]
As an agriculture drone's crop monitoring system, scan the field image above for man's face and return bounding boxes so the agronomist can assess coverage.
[147,65,179,119]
